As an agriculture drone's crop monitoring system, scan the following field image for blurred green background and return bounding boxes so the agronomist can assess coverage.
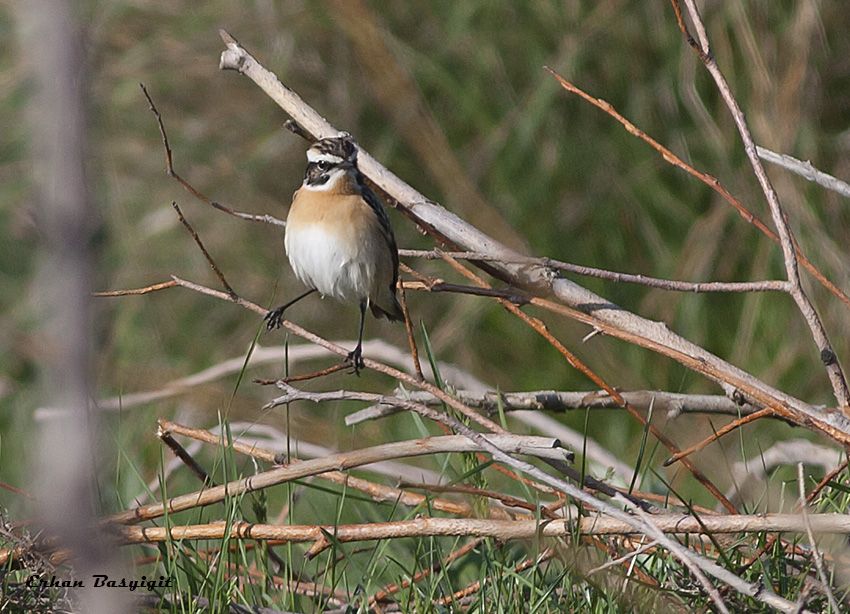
[3,0,850,525]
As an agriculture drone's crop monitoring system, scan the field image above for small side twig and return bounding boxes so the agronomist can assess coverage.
[806,455,849,505]
[370,538,483,605]
[254,363,350,385]
[398,283,425,381]
[157,425,214,487]
[757,146,850,199]
[170,201,236,298]
[399,249,790,294]
[397,482,561,520]
[92,280,178,297]
[139,82,286,227]
[663,408,773,467]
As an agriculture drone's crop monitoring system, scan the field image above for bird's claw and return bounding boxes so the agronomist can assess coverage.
[264,307,285,331]
[346,346,365,376]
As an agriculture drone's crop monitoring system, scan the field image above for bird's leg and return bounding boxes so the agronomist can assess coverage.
[264,288,317,330]
[346,300,367,375]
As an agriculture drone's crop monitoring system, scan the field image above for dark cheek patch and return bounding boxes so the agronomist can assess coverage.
[305,165,329,186]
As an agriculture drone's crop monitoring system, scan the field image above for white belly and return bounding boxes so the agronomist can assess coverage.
[284,224,374,303]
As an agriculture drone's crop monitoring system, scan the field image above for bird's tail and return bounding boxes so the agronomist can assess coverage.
[370,290,404,322]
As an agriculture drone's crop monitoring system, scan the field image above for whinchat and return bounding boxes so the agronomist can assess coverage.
[265,134,403,372]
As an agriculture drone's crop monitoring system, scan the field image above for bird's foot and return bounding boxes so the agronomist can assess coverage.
[345,345,365,376]
[264,306,286,330]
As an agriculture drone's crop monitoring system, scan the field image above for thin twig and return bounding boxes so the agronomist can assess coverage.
[797,463,840,612]
[757,146,850,199]
[157,427,214,487]
[170,201,236,297]
[254,362,349,384]
[399,249,790,294]
[397,482,561,520]
[139,82,286,227]
[587,540,659,576]
[675,0,850,410]
[434,548,556,607]
[345,389,762,425]
[663,408,773,467]
[370,538,483,605]
[543,67,850,313]
[398,283,425,381]
[92,280,178,297]
[806,456,849,505]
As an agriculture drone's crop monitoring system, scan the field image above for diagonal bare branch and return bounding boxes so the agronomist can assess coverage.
[216,28,850,447]
[675,0,849,410]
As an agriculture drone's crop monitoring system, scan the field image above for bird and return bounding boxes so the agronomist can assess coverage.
[264,134,403,373]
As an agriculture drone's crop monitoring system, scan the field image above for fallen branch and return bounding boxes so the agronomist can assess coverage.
[160,419,473,517]
[116,513,850,545]
[108,433,570,525]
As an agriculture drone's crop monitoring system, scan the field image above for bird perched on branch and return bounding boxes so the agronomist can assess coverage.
[264,134,403,373]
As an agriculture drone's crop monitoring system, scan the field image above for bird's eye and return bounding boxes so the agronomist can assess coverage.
[317,161,331,171]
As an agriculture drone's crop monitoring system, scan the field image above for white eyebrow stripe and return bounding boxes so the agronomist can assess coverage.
[307,150,343,164]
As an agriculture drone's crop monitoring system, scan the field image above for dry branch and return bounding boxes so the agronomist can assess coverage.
[160,420,473,517]
[757,146,850,199]
[399,249,790,294]
[109,433,569,525]
[676,0,849,410]
[345,388,761,426]
[216,28,850,449]
[116,513,850,545]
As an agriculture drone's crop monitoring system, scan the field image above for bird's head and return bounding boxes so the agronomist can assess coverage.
[303,133,358,190]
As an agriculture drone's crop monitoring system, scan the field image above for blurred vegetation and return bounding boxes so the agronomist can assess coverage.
[3,1,850,611]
